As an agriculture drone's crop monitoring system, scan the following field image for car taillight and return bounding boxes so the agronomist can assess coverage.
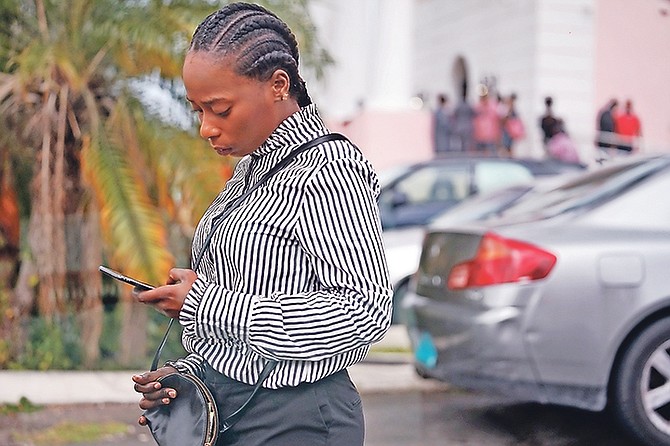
[447,232,557,290]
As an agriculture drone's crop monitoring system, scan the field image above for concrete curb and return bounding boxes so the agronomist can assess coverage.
[0,326,441,405]
[0,362,447,405]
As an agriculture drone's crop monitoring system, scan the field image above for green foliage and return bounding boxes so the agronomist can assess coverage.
[16,317,81,370]
[97,297,186,370]
[0,396,41,415]
[13,420,129,445]
[147,310,188,365]
[0,0,331,370]
[98,296,121,366]
[0,288,9,368]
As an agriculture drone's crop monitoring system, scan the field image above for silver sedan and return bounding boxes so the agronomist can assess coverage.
[404,154,670,446]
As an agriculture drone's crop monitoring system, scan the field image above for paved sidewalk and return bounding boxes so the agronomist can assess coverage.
[0,326,445,405]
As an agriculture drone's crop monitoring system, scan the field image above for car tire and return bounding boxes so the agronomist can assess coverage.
[610,318,670,446]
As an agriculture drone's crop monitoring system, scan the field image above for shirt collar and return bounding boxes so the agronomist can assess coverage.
[252,104,327,158]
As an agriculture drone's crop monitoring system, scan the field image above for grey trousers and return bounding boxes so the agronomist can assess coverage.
[204,365,365,446]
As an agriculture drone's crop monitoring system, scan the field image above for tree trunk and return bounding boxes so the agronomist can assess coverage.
[12,257,37,361]
[118,295,149,367]
[26,85,103,368]
[71,207,104,368]
[30,92,67,322]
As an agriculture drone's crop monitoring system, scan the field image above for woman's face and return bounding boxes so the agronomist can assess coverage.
[182,51,295,157]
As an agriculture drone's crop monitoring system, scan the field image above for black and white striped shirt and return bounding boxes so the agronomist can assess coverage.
[172,105,392,388]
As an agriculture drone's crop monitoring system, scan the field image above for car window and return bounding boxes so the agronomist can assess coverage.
[377,165,410,188]
[474,162,534,195]
[496,157,670,221]
[392,164,470,205]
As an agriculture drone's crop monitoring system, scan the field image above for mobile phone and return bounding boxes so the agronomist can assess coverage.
[99,265,155,290]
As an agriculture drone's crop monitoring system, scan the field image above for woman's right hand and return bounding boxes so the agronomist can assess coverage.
[132,268,198,318]
[132,365,178,426]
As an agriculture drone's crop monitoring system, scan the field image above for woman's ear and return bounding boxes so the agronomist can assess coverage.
[271,69,291,101]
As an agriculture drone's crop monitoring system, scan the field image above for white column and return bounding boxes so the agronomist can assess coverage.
[367,0,414,111]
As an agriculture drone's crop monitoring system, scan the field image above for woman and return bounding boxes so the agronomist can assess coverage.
[501,93,525,157]
[131,2,392,445]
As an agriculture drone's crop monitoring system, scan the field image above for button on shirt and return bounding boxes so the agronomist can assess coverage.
[171,105,393,388]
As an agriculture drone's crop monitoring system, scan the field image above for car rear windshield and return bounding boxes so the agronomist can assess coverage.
[494,157,670,221]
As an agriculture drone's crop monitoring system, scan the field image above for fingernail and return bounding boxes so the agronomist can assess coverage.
[162,398,170,404]
[168,390,177,398]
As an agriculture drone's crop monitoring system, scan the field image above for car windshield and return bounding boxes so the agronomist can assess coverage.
[377,165,411,188]
[493,156,670,221]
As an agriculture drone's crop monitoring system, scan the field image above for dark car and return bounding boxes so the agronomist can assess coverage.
[378,155,585,229]
[403,154,670,446]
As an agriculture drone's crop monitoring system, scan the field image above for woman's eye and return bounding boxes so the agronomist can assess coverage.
[215,108,231,117]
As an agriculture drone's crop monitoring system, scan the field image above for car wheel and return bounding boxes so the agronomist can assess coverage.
[611,318,670,446]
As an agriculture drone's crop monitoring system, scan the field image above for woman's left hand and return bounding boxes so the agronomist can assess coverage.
[132,268,198,318]
[132,365,179,425]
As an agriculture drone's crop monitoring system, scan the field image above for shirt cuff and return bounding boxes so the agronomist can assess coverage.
[179,276,257,341]
[179,276,206,338]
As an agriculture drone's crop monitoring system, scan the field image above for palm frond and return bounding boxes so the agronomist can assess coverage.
[81,133,173,284]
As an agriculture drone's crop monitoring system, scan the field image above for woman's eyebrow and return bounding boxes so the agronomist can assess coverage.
[186,96,229,106]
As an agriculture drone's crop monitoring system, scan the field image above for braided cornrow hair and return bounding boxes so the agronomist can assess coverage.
[190,2,312,107]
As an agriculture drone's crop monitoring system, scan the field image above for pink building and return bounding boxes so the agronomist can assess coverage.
[595,0,670,152]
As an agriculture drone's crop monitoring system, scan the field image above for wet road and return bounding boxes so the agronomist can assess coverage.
[363,389,639,446]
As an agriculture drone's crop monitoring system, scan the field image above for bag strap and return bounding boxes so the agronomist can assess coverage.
[191,132,348,272]
[150,132,347,371]
[220,359,276,433]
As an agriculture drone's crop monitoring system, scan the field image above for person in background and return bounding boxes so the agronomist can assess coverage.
[131,3,392,445]
[501,93,525,157]
[596,98,619,151]
[615,99,642,153]
[539,96,558,153]
[432,93,452,155]
[547,119,581,164]
[472,87,502,156]
[451,94,475,152]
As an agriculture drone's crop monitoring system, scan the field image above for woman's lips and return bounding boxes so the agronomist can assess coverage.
[214,146,232,156]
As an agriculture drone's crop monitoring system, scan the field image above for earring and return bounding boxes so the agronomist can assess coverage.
[282,93,288,101]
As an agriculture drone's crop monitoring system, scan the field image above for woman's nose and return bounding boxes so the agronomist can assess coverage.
[199,114,220,141]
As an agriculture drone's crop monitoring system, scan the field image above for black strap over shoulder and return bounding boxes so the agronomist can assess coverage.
[193,132,348,270]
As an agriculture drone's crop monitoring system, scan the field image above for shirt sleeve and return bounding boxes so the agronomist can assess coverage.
[179,155,393,362]
[249,156,393,360]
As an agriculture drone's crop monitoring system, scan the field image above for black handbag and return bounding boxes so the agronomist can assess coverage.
[145,357,276,446]
[143,133,347,446]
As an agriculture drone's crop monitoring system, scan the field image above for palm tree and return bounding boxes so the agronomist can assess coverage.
[0,0,332,368]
